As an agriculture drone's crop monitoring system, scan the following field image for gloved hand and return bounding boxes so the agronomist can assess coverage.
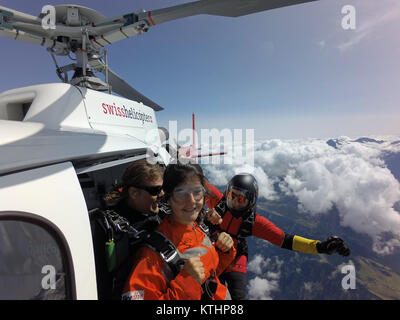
[316,236,350,256]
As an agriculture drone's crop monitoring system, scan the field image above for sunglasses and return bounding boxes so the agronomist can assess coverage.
[172,186,205,202]
[133,185,163,196]
[227,190,247,203]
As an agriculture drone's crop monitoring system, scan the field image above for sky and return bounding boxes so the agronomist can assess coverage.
[1,0,400,140]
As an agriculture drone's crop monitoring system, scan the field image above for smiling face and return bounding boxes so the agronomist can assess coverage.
[168,174,205,225]
[128,176,164,214]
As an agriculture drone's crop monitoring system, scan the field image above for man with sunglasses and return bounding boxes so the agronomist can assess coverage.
[111,159,165,225]
[94,160,165,299]
[205,173,351,300]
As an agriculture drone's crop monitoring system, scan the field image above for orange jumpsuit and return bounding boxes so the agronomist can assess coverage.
[122,217,236,300]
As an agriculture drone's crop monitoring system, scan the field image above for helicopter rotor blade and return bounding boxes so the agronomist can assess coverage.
[0,6,70,53]
[0,5,41,25]
[92,0,318,47]
[0,26,68,54]
[89,59,164,111]
[107,69,164,111]
[2,1,318,50]
[205,0,318,17]
[146,0,318,25]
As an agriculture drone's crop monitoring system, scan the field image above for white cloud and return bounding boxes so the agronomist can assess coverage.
[202,136,400,255]
[247,254,270,275]
[304,282,314,292]
[247,276,279,300]
[247,255,283,300]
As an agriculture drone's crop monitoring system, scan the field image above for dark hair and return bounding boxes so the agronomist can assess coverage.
[122,159,165,191]
[162,163,207,222]
[103,159,165,206]
[163,163,205,196]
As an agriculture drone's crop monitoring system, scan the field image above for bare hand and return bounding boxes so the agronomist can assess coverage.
[215,232,234,252]
[183,255,205,284]
[206,208,222,225]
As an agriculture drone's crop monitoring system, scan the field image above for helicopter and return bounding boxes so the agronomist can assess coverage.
[0,0,318,300]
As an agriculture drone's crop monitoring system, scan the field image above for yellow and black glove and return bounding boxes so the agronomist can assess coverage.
[316,236,350,256]
[281,234,350,257]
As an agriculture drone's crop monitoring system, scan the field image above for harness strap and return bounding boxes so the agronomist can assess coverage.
[201,276,218,300]
[144,230,184,278]
[210,196,255,239]
[208,196,255,258]
[144,222,213,279]
[97,209,183,276]
[214,196,227,218]
[238,210,255,238]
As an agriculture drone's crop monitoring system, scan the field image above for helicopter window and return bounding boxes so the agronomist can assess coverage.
[0,212,75,300]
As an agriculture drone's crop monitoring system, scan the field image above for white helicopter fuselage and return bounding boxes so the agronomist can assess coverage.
[0,83,169,299]
[0,83,168,174]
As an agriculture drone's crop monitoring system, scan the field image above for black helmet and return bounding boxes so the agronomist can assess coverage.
[226,173,258,215]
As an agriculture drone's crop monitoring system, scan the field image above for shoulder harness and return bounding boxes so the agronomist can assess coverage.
[212,196,255,238]
[92,208,183,278]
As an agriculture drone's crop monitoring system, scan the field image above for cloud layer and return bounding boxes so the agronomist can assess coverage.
[202,136,400,255]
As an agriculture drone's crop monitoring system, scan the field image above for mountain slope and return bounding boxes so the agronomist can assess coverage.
[356,256,400,300]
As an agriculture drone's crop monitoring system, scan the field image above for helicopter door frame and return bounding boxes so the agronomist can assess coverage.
[0,162,97,299]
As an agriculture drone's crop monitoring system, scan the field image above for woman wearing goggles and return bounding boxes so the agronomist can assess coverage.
[123,163,236,300]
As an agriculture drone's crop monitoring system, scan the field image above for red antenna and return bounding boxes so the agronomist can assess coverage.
[192,113,196,152]
[177,113,226,162]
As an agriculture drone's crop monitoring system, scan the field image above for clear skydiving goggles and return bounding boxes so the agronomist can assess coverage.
[172,185,206,203]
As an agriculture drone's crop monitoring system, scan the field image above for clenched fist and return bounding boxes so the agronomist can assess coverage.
[183,254,205,284]
[316,236,351,256]
[206,208,223,225]
[214,232,234,253]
